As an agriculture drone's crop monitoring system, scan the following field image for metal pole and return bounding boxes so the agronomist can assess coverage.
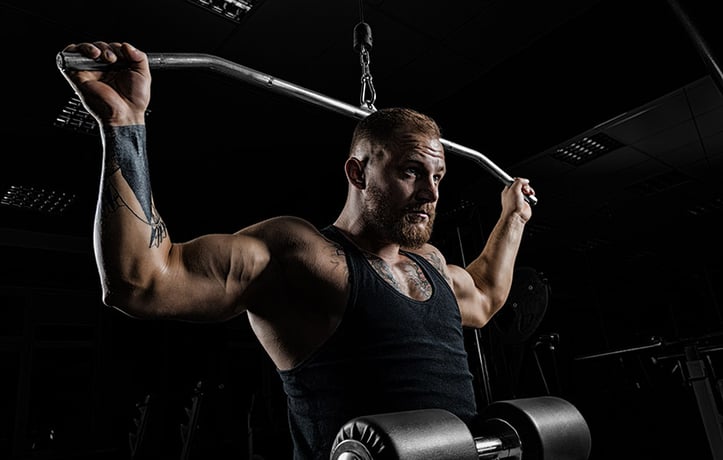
[666,0,723,97]
[684,345,723,460]
[57,51,536,205]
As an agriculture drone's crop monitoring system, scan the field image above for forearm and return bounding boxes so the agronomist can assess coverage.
[465,213,526,313]
[94,125,171,309]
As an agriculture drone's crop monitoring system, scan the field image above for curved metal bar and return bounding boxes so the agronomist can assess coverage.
[57,51,373,120]
[57,51,536,205]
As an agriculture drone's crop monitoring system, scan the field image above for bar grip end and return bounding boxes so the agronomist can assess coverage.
[55,51,67,72]
[56,51,118,71]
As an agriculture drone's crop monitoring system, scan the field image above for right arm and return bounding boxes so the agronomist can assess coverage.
[97,124,271,320]
[61,42,270,321]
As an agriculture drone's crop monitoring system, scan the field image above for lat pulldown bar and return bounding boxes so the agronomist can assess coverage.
[56,51,536,206]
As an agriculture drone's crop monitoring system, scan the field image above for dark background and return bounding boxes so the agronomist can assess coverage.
[1,0,722,459]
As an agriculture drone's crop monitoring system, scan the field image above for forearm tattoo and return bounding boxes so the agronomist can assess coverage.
[103,125,167,248]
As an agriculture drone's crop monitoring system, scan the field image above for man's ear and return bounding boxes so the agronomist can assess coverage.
[345,157,366,189]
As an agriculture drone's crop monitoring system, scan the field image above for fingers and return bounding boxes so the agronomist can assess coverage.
[58,40,151,125]
[62,41,146,66]
[511,177,533,195]
[62,42,105,60]
[505,178,535,211]
[502,178,534,219]
[506,177,532,195]
[521,181,535,198]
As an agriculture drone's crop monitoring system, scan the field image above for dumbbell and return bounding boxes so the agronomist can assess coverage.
[330,396,591,460]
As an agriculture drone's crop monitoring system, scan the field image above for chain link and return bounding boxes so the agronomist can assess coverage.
[359,47,377,111]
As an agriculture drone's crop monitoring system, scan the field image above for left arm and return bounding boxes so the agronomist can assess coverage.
[451,177,534,328]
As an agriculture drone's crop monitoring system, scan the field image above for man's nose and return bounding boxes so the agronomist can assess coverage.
[417,177,439,202]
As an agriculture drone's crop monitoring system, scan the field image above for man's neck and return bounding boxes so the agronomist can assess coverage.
[330,222,401,261]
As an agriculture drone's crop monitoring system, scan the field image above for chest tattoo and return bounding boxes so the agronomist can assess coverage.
[366,255,432,299]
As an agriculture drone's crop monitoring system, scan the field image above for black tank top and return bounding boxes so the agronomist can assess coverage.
[277,225,477,460]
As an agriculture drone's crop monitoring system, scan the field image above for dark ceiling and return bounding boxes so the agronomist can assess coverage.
[1,0,722,347]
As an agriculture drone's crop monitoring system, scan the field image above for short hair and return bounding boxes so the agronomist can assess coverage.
[349,107,442,156]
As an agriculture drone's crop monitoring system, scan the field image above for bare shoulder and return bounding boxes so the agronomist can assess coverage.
[238,217,349,327]
[407,243,452,283]
[237,216,346,280]
[237,216,337,252]
[236,218,350,367]
[406,243,474,291]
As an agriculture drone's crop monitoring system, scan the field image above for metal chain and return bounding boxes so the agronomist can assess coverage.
[354,1,377,111]
[358,42,377,111]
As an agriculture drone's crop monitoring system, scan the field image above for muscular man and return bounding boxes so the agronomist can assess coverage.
[59,41,535,460]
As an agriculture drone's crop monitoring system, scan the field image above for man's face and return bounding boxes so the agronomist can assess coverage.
[362,133,446,248]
